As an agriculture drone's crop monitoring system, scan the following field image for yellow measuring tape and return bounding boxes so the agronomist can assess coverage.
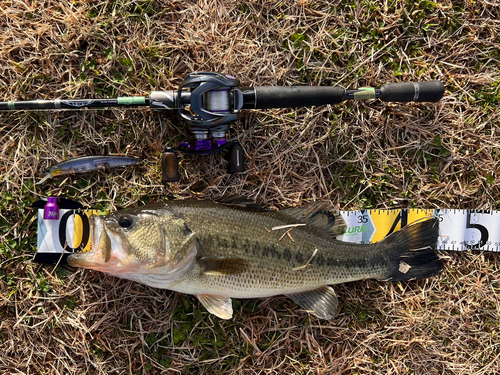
[37,208,498,263]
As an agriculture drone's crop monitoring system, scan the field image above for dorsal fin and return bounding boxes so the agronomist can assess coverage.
[216,195,268,211]
[281,202,346,238]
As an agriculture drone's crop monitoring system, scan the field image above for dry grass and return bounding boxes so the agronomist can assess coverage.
[1,0,500,373]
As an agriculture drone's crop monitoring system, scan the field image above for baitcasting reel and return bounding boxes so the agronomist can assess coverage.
[0,72,445,182]
[152,72,246,182]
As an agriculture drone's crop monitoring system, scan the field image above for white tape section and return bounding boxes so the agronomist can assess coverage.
[37,208,97,255]
[338,209,499,252]
[37,208,500,257]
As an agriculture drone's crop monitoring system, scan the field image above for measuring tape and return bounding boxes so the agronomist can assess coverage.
[35,207,499,265]
[338,209,499,252]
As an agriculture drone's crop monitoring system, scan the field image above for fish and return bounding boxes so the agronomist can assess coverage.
[37,155,143,185]
[67,199,443,320]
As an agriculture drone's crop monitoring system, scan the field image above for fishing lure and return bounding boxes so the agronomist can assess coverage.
[37,155,143,185]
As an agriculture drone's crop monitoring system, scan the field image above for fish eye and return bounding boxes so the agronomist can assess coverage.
[118,216,133,229]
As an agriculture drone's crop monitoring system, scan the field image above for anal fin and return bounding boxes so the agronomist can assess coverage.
[288,286,338,320]
[197,294,233,319]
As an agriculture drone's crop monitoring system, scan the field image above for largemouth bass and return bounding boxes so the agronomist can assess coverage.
[67,200,443,320]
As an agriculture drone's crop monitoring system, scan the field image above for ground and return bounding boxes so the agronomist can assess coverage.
[1,0,499,374]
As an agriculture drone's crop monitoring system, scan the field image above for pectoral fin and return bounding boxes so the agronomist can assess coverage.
[197,294,233,319]
[199,257,248,276]
[288,286,338,320]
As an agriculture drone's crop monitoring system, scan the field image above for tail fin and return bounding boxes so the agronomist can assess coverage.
[380,217,443,281]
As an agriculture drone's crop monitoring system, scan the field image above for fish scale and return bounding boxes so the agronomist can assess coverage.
[166,202,403,297]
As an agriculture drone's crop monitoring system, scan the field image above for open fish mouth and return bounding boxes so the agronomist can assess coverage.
[67,215,113,268]
[67,214,138,274]
[91,215,112,263]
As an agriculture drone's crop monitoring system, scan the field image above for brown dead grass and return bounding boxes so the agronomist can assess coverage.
[1,0,500,374]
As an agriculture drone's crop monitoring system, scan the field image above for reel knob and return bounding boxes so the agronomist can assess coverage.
[228,145,244,174]
[161,152,180,182]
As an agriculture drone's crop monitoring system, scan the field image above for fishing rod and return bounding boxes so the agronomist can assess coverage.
[0,72,445,182]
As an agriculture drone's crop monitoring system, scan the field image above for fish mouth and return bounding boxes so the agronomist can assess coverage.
[67,215,114,268]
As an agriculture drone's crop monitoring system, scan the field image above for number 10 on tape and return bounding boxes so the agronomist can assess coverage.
[37,209,100,255]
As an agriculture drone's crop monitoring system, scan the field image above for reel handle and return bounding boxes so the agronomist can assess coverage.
[162,143,244,182]
[227,145,244,174]
[161,152,180,182]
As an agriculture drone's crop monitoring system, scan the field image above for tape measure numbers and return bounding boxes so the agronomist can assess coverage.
[36,208,499,266]
[339,209,499,252]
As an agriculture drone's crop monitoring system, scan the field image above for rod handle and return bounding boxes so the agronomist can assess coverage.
[252,86,346,109]
[380,80,444,102]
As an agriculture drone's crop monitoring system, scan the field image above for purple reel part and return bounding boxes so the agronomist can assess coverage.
[43,197,59,220]
[178,138,227,152]
[178,140,211,151]
[212,138,227,148]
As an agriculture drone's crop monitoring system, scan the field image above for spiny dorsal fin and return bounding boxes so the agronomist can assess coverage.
[199,257,248,276]
[281,202,346,238]
[216,195,268,211]
[288,286,338,320]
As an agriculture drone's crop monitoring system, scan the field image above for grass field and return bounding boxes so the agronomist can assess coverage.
[1,0,500,373]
